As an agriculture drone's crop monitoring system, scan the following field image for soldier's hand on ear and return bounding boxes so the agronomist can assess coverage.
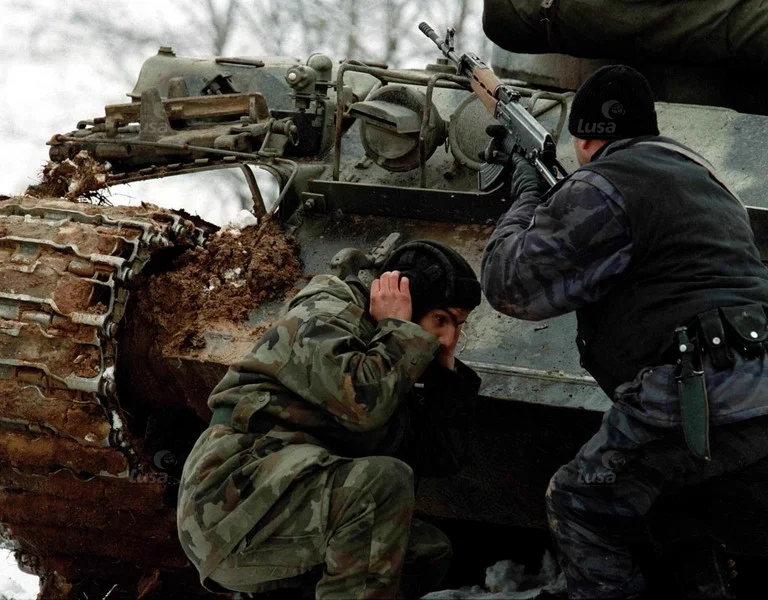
[370,271,413,322]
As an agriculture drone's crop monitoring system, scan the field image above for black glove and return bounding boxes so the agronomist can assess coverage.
[510,153,547,198]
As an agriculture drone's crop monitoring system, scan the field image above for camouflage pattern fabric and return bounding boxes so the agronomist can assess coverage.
[206,457,451,598]
[481,168,632,322]
[547,404,768,599]
[178,274,476,597]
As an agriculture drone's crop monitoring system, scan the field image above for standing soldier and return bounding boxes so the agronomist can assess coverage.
[482,65,768,599]
[177,240,481,599]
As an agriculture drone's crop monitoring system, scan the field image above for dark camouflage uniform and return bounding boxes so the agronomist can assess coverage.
[177,274,479,598]
[482,147,768,598]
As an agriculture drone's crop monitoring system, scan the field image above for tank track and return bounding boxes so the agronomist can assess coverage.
[0,197,221,599]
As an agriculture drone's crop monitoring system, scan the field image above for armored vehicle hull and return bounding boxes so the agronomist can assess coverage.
[2,40,768,598]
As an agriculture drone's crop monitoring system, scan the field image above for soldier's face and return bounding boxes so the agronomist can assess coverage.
[417,307,469,355]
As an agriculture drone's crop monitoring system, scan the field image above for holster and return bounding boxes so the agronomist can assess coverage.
[674,327,711,461]
[675,303,768,461]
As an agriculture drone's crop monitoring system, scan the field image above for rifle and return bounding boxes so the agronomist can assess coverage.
[419,22,568,190]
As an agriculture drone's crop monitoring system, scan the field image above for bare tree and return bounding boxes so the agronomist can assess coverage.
[343,0,361,59]
[206,0,240,55]
[453,0,472,38]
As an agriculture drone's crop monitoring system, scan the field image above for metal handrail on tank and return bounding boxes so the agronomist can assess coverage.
[529,90,573,140]
[420,71,469,188]
[332,61,468,183]
[332,61,571,187]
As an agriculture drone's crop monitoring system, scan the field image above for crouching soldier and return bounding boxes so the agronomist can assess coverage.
[177,240,482,599]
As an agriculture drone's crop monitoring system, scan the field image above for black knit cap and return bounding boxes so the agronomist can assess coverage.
[380,240,481,321]
[568,65,659,140]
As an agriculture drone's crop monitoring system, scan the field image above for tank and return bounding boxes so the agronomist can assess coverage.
[2,26,768,598]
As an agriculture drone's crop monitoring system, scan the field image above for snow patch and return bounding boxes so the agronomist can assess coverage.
[229,209,259,230]
[111,409,123,431]
[223,267,246,288]
[0,549,39,600]
[425,552,566,599]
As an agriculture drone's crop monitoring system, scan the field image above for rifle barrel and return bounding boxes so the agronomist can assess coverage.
[419,22,461,66]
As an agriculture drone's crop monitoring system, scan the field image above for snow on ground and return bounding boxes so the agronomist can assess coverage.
[425,551,566,599]
[0,549,38,600]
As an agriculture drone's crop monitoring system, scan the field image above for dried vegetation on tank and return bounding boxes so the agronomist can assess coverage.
[25,150,111,202]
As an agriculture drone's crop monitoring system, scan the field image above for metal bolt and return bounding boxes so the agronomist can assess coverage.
[712,337,721,345]
[121,268,135,283]
[750,331,759,339]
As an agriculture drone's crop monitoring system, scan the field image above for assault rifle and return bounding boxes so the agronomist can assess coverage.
[419,22,568,190]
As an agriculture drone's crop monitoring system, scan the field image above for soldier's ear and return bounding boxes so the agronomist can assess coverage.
[573,137,609,164]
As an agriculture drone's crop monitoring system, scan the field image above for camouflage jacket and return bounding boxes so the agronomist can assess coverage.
[177,274,480,582]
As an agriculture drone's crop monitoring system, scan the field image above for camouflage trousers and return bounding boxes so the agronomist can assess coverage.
[208,456,451,599]
[546,407,768,599]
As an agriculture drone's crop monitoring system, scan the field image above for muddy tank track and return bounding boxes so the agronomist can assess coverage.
[0,197,222,599]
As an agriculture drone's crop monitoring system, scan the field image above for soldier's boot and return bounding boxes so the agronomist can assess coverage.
[398,518,453,599]
[663,542,736,599]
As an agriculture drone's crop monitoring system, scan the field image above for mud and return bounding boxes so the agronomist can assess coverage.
[25,151,111,202]
[7,523,187,568]
[52,274,94,315]
[1,318,101,379]
[49,315,99,343]
[70,345,101,378]
[0,380,110,443]
[0,489,175,540]
[0,430,128,475]
[0,464,165,512]
[133,217,301,355]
